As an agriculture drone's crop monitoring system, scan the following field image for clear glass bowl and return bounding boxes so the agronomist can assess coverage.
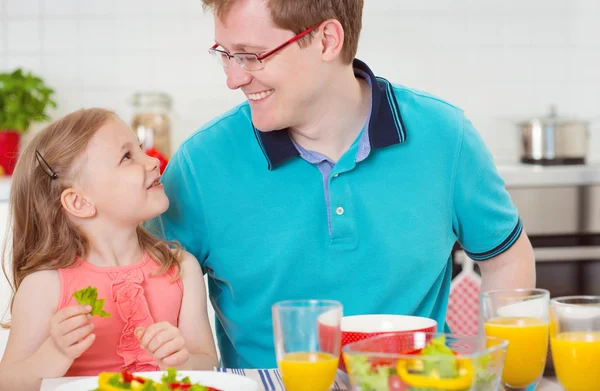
[342,332,508,391]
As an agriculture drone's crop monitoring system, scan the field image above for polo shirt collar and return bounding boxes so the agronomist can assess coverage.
[253,58,406,170]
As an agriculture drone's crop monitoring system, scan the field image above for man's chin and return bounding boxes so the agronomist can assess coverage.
[251,115,283,132]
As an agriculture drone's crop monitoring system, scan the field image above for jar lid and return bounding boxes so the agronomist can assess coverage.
[131,92,172,110]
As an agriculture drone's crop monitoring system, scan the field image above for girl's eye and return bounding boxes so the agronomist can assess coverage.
[121,151,131,162]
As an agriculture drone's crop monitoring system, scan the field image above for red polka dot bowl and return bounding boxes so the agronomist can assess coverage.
[320,314,437,371]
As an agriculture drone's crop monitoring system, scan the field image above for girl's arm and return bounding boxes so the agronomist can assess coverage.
[0,270,94,391]
[175,251,219,369]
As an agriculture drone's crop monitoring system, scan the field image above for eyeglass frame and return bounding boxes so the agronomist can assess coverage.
[208,23,320,70]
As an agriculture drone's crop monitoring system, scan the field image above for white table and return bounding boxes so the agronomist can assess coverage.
[41,376,563,391]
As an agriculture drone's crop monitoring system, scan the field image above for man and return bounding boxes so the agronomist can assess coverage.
[153,0,535,368]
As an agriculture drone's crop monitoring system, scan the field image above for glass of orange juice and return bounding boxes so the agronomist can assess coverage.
[550,296,600,391]
[481,288,550,391]
[272,300,342,391]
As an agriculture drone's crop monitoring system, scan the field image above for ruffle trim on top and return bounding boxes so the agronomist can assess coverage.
[110,264,158,372]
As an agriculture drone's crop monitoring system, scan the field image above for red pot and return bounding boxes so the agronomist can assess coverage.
[0,130,21,175]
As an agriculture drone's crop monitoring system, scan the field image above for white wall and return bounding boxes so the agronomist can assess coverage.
[1,0,599,161]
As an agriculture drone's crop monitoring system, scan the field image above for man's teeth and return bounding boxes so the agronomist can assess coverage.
[247,90,274,101]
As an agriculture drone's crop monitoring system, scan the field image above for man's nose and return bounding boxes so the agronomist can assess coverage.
[226,61,252,90]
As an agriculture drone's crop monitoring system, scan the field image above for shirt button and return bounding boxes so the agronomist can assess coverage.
[336,206,344,216]
[333,173,339,178]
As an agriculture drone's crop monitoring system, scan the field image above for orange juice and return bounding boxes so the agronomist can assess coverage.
[279,352,338,391]
[484,317,548,388]
[551,332,600,391]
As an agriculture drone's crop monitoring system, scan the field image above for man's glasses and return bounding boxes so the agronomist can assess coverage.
[208,24,319,71]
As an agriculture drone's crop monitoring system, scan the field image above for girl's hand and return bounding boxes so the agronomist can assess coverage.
[135,321,189,369]
[49,304,96,359]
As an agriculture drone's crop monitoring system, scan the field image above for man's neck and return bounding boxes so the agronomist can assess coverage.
[288,66,371,162]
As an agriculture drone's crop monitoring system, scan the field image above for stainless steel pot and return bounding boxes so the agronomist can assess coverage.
[519,106,589,165]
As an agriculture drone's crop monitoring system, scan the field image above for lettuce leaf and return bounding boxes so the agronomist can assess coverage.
[419,335,459,379]
[161,368,179,384]
[72,286,111,318]
[344,354,391,391]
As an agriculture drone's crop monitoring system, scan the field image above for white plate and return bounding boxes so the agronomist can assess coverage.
[54,370,259,391]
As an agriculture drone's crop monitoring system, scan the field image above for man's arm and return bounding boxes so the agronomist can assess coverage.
[476,232,536,293]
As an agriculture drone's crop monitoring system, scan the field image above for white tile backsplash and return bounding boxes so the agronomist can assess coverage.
[5,19,41,53]
[78,54,116,88]
[0,0,598,161]
[78,19,115,53]
[5,54,42,72]
[5,0,39,16]
[79,0,115,17]
[113,54,153,88]
[42,0,78,16]
[0,19,4,54]
[42,53,81,88]
[42,19,78,52]
[114,18,152,53]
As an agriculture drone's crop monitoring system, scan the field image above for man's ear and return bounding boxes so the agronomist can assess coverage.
[61,188,96,219]
[320,19,345,62]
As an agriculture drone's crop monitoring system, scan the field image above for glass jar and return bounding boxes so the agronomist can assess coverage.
[130,92,173,157]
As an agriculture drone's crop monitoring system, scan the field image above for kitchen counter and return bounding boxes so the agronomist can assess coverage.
[496,160,600,188]
[0,178,10,202]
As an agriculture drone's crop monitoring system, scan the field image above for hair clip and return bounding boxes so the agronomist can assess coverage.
[35,150,58,180]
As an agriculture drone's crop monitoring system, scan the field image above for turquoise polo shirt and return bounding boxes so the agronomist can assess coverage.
[152,59,522,369]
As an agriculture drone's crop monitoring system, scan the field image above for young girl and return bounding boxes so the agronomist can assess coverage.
[0,108,218,391]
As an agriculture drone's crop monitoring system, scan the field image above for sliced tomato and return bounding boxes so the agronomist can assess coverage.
[370,358,397,370]
[121,370,133,383]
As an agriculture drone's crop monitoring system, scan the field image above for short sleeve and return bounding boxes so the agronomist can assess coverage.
[146,144,209,270]
[452,116,522,261]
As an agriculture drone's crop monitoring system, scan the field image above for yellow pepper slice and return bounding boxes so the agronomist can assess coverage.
[97,372,147,391]
[396,358,475,390]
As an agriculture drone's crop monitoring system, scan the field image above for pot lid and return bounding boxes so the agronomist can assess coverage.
[518,105,589,127]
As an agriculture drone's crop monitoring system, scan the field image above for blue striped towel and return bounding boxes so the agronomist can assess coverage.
[214,367,350,391]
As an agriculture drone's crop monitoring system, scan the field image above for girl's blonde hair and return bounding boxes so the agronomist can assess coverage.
[1,108,182,324]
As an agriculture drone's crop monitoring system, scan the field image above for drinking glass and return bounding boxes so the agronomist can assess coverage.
[482,288,550,390]
[550,296,600,391]
[273,300,342,391]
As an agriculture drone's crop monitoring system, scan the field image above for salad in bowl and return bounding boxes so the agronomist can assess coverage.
[342,332,507,391]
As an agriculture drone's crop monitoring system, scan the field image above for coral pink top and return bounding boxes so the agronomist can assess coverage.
[57,252,183,376]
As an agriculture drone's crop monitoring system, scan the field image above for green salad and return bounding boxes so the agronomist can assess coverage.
[344,335,498,391]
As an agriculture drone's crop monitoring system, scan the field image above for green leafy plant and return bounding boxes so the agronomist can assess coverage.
[0,68,57,133]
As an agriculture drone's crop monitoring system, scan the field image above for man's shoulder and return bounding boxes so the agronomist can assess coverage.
[384,79,464,118]
[379,79,468,145]
[181,101,253,150]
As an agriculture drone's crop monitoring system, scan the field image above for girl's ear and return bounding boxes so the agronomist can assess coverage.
[60,188,96,218]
